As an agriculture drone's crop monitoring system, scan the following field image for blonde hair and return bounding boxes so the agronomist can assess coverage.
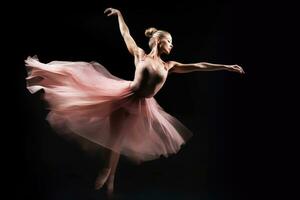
[145,27,171,49]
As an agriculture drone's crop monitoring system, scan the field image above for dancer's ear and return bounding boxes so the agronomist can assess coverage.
[153,38,159,47]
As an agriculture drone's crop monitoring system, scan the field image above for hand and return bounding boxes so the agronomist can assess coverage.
[104,8,120,17]
[228,64,245,74]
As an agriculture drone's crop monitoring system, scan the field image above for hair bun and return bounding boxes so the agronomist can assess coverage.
[145,27,158,38]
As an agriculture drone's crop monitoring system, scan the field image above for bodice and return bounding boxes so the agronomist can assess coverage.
[129,58,168,98]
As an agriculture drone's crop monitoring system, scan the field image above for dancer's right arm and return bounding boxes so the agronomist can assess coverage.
[104,8,145,58]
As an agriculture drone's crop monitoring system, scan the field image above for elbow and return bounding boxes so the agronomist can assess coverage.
[198,62,208,69]
[121,29,130,37]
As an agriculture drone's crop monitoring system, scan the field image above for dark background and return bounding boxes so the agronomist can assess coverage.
[3,0,295,199]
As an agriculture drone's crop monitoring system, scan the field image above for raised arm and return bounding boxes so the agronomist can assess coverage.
[104,8,144,58]
[168,61,245,74]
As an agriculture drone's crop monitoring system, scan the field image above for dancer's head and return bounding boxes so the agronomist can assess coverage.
[145,27,173,55]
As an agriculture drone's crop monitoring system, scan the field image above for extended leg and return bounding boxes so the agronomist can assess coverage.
[105,151,120,197]
[95,108,126,191]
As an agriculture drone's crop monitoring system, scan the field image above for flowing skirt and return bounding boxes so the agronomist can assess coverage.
[25,56,192,162]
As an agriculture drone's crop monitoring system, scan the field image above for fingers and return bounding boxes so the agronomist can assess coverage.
[104,8,112,15]
[237,65,245,74]
[237,66,245,74]
[233,65,245,74]
[237,68,244,74]
[104,8,119,16]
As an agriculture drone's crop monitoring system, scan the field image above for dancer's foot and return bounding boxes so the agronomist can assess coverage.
[95,168,111,190]
[106,174,115,198]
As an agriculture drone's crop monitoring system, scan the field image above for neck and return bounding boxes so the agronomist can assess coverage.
[148,47,162,59]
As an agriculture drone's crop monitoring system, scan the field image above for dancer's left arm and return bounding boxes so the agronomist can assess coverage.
[167,61,245,74]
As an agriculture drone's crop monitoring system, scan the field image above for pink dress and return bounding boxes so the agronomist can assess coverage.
[25,56,192,162]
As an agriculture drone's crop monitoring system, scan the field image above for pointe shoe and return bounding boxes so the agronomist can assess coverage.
[95,168,111,190]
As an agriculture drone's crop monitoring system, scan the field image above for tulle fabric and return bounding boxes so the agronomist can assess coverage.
[25,56,192,162]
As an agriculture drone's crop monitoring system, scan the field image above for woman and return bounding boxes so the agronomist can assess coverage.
[25,7,244,196]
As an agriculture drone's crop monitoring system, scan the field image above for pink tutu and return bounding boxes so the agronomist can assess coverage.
[25,56,192,162]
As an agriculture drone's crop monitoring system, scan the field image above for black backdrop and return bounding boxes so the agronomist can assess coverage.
[3,0,293,200]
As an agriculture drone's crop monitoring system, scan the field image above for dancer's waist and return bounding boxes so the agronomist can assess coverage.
[129,82,156,98]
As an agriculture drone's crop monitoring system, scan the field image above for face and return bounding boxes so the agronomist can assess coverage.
[158,34,173,55]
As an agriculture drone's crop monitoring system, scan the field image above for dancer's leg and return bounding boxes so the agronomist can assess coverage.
[106,151,120,196]
[95,108,126,190]
[94,167,111,190]
[95,150,121,190]
[106,110,138,196]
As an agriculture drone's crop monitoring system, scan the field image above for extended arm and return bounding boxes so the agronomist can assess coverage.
[168,61,245,74]
[104,8,144,57]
